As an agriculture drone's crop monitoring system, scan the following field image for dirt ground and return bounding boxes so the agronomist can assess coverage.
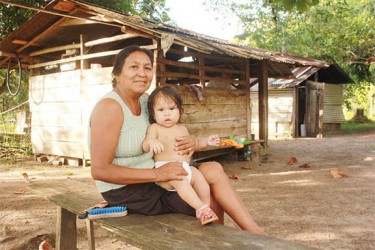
[0,131,374,250]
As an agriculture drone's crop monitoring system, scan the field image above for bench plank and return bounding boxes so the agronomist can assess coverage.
[29,180,317,250]
[192,146,239,162]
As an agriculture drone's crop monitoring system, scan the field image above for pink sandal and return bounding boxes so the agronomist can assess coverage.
[197,205,219,225]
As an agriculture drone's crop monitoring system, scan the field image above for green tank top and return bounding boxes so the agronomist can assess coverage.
[89,91,154,193]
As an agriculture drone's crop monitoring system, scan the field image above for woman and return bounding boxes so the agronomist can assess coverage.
[89,45,264,234]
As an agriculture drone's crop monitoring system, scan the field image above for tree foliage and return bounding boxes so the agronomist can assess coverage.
[206,0,375,117]
[0,0,45,39]
[84,0,170,22]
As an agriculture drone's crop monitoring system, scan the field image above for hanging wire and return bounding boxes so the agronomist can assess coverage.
[6,55,22,96]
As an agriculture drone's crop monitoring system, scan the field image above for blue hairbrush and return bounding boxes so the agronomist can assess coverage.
[78,206,128,220]
[88,206,128,219]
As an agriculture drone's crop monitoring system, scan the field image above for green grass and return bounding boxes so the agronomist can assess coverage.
[340,120,375,134]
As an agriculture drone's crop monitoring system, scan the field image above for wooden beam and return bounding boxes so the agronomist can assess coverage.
[120,25,154,39]
[258,60,268,148]
[157,57,199,70]
[56,207,77,249]
[29,33,140,58]
[157,57,242,76]
[151,39,159,89]
[245,58,251,138]
[12,39,27,45]
[199,56,205,85]
[84,33,138,47]
[59,18,96,26]
[292,87,298,137]
[80,34,89,70]
[30,44,81,57]
[157,71,246,85]
[1,51,17,58]
[167,48,242,64]
[157,41,166,86]
[28,44,157,69]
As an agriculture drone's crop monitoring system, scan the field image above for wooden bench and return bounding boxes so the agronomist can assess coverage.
[192,140,263,163]
[192,145,243,163]
[29,180,317,250]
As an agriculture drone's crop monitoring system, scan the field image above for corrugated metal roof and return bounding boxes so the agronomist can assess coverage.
[250,63,353,91]
[269,66,319,89]
[0,0,329,70]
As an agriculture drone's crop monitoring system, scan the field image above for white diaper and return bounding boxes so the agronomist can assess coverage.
[154,161,192,183]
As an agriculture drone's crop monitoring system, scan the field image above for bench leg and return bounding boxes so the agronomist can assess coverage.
[86,219,96,250]
[56,207,77,250]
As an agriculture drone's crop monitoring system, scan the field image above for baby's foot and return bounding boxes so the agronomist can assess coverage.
[197,205,218,225]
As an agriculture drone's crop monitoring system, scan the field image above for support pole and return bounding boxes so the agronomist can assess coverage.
[258,60,268,152]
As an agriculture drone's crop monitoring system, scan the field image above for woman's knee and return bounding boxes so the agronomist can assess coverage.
[198,161,225,184]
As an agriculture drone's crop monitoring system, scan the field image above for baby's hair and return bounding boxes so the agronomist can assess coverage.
[147,85,183,124]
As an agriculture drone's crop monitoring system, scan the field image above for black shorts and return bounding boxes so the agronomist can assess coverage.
[101,182,195,217]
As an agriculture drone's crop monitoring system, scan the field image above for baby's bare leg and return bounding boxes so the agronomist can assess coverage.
[157,179,205,210]
[189,167,211,205]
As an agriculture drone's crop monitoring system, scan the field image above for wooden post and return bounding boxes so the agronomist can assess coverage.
[317,83,324,138]
[56,207,77,250]
[199,56,205,86]
[86,219,96,250]
[244,59,251,138]
[157,40,166,87]
[151,38,159,91]
[258,60,268,150]
[293,87,298,137]
[80,34,90,70]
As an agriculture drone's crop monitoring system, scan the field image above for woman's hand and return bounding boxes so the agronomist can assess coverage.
[154,161,188,181]
[174,135,196,159]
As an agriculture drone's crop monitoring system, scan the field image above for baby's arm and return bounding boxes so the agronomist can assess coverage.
[142,124,164,155]
[207,134,220,146]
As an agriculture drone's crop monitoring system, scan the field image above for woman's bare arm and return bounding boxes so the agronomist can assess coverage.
[90,99,187,184]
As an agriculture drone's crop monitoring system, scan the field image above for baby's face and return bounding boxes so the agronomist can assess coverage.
[153,96,180,128]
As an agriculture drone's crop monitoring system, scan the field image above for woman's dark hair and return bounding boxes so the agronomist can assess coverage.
[112,45,154,87]
[147,85,184,124]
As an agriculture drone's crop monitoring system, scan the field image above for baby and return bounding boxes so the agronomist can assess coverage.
[142,85,219,225]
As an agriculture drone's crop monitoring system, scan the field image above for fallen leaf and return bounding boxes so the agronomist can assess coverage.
[241,165,252,170]
[13,190,25,194]
[21,173,31,183]
[229,174,240,180]
[288,157,297,165]
[39,240,54,250]
[298,163,310,168]
[330,168,348,178]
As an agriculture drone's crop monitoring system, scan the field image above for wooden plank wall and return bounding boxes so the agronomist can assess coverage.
[29,67,112,160]
[29,68,248,160]
[176,85,248,139]
[250,89,294,138]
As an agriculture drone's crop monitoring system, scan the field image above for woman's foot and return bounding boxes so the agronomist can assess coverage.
[197,205,219,225]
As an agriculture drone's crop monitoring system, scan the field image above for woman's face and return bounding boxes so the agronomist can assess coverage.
[115,51,153,95]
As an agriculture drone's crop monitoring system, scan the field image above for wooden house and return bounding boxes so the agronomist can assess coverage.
[250,65,354,139]
[0,0,329,165]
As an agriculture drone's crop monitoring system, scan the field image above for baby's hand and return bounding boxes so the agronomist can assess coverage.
[207,134,220,146]
[149,139,164,155]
